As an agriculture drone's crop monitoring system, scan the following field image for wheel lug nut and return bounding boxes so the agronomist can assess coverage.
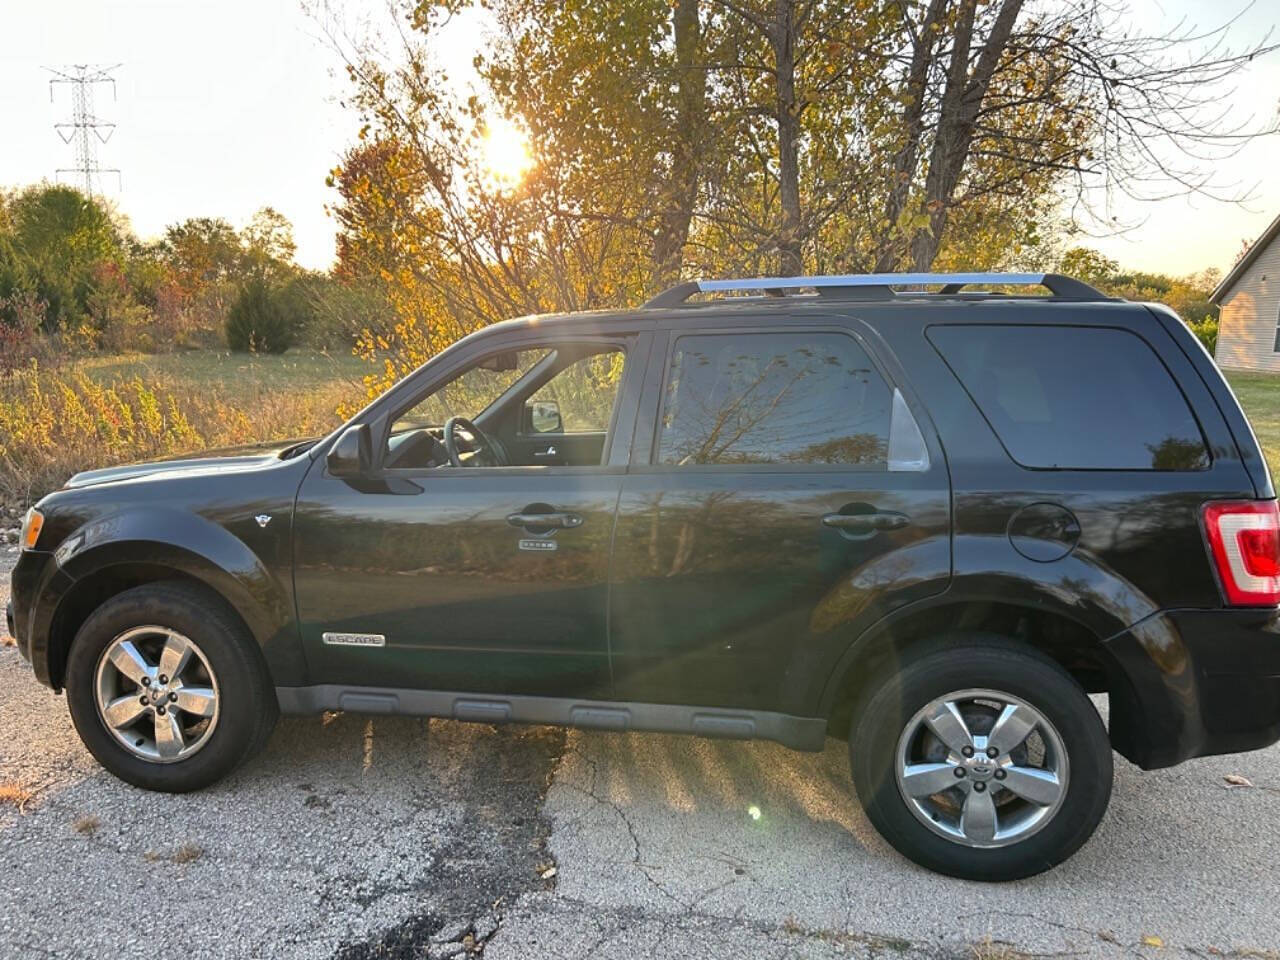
[954,768,966,778]
[986,747,998,759]
[141,677,151,687]
[156,706,166,716]
[158,675,168,685]
[973,782,986,792]
[169,692,178,702]
[961,746,974,758]
[994,769,1006,780]
[139,695,149,706]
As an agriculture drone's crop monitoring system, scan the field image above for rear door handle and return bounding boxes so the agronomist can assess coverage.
[822,511,910,532]
[507,511,584,529]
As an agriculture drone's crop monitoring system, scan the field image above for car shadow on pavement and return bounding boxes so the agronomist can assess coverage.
[533,726,1280,957]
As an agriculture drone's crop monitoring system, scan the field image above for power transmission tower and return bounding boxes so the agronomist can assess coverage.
[47,64,122,196]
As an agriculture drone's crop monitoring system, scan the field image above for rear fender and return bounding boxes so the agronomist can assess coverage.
[815,553,1185,769]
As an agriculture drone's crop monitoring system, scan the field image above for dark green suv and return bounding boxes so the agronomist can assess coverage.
[10,273,1280,880]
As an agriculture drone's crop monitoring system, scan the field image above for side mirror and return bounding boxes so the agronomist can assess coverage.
[327,424,372,477]
[525,399,563,434]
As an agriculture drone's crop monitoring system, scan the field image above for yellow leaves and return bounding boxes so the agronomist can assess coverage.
[1141,935,1165,949]
[135,378,165,439]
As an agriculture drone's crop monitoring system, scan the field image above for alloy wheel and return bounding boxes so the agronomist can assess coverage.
[93,626,221,763]
[894,688,1069,849]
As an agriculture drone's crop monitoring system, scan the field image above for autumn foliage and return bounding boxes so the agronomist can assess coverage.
[321,0,1271,398]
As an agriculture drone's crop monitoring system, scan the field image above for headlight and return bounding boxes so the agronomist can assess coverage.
[20,507,44,551]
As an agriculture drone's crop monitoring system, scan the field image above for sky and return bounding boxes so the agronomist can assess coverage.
[0,0,1276,277]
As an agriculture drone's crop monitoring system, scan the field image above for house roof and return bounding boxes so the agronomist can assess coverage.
[1211,210,1280,305]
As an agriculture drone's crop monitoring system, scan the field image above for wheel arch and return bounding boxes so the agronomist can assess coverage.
[45,561,269,690]
[820,593,1147,765]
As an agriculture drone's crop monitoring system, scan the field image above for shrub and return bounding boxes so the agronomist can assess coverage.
[225,279,295,353]
[275,274,319,343]
[0,292,45,376]
[1187,315,1218,357]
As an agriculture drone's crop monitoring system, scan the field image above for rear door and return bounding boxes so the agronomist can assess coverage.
[607,318,952,714]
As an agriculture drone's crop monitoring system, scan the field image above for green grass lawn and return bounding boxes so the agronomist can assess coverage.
[1225,371,1280,481]
[77,349,370,408]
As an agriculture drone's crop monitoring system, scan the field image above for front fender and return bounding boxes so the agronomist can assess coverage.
[32,507,303,687]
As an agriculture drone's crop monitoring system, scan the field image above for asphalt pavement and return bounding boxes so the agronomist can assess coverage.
[3,551,1279,959]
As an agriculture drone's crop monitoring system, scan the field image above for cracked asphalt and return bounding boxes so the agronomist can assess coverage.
[4,551,1280,959]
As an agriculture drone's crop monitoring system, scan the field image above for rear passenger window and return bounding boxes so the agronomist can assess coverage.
[657,332,891,466]
[928,324,1209,470]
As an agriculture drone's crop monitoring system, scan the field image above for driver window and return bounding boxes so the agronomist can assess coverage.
[525,350,625,434]
[382,343,627,470]
[391,348,550,435]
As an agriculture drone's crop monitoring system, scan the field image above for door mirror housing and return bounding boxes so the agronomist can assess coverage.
[524,399,563,434]
[327,424,372,476]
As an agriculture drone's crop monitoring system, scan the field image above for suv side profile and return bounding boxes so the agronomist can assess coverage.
[9,272,1280,881]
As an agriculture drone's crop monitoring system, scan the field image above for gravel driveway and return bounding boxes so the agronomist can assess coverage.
[3,550,1279,958]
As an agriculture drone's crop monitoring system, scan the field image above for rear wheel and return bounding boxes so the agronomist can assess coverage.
[65,582,278,792]
[850,637,1112,880]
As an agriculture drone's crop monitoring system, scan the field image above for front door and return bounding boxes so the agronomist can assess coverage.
[292,333,644,699]
[608,323,952,714]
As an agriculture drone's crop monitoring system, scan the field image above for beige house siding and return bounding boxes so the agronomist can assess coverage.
[1216,236,1280,371]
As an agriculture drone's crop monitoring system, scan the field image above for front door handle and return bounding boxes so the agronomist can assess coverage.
[822,511,910,532]
[507,511,584,529]
[533,445,558,458]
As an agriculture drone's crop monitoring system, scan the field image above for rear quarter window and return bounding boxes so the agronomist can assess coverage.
[927,323,1209,470]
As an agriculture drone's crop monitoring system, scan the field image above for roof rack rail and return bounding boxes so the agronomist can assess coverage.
[643,272,1107,308]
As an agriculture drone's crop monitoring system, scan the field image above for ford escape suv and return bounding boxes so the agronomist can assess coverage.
[9,272,1280,881]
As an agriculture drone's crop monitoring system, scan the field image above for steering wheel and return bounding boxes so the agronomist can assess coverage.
[442,416,509,468]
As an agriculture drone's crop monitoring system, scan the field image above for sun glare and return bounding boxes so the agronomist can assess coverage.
[481,117,534,187]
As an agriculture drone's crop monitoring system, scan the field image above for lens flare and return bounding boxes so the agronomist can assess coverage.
[481,116,533,187]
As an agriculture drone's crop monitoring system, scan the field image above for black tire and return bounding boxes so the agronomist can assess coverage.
[65,581,278,792]
[850,635,1112,881]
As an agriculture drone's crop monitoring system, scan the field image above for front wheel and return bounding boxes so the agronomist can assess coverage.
[850,637,1112,881]
[65,582,278,792]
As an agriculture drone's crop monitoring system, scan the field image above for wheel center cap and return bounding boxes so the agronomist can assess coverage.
[965,757,996,781]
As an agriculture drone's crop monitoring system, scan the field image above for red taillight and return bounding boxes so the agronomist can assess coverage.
[1202,500,1280,606]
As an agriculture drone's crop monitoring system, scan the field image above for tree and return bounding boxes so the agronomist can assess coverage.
[487,0,684,288]
[8,184,121,271]
[1060,245,1221,352]
[161,217,241,293]
[241,206,298,279]
[5,184,123,330]
[321,0,1275,390]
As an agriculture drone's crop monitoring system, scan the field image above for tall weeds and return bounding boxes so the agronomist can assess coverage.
[0,359,348,506]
